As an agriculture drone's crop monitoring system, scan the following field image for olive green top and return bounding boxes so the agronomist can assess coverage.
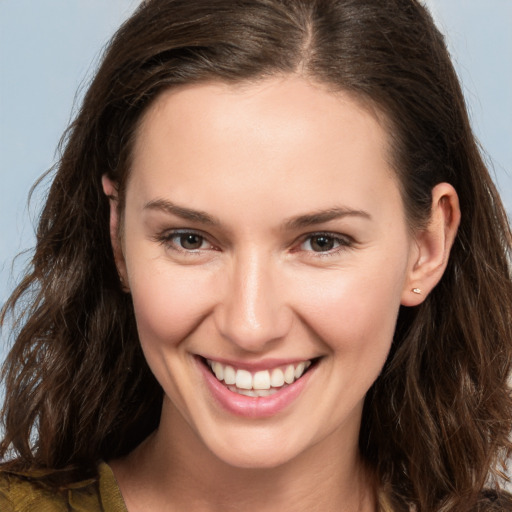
[1,461,511,511]
[0,462,127,512]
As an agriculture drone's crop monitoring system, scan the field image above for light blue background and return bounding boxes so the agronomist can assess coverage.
[1,1,511,362]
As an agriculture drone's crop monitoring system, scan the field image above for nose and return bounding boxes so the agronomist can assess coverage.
[214,249,292,352]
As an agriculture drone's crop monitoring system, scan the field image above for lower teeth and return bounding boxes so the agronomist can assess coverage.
[227,385,283,397]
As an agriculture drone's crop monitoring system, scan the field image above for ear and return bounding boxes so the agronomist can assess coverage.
[401,182,461,306]
[102,175,129,292]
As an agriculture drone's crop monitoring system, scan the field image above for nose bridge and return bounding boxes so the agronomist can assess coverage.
[216,246,290,351]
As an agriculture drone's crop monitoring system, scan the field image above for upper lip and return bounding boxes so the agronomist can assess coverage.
[197,355,319,372]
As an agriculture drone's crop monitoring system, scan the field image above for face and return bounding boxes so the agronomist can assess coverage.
[111,77,420,469]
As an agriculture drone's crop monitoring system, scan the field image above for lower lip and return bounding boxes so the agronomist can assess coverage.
[197,358,316,418]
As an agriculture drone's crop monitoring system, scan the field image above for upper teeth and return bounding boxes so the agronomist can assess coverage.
[206,359,311,390]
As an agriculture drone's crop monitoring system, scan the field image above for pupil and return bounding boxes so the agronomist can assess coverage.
[180,234,202,250]
[312,236,334,252]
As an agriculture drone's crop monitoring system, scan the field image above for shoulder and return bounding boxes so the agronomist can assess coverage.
[0,462,126,512]
[0,469,71,511]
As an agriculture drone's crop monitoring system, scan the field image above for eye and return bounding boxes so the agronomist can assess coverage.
[156,230,216,253]
[176,233,208,250]
[304,235,337,252]
[299,233,352,253]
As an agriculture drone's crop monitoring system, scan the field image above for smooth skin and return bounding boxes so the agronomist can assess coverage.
[104,76,460,512]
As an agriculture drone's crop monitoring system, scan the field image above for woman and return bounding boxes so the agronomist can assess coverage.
[1,0,511,510]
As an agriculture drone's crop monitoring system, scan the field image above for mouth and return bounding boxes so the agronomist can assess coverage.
[202,357,318,397]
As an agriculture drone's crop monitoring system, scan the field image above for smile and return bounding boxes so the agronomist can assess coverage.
[205,359,313,397]
[197,356,319,418]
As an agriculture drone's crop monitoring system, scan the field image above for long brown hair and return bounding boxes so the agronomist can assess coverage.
[1,0,511,509]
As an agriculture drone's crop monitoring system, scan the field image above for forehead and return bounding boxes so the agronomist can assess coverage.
[135,77,389,156]
[127,76,402,224]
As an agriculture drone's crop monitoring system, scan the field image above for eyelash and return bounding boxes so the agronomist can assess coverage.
[154,230,354,257]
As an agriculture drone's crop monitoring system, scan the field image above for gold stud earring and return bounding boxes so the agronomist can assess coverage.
[118,273,130,293]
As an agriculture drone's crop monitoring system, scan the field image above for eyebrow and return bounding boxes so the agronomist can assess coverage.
[143,199,371,229]
[283,207,371,230]
[143,199,221,226]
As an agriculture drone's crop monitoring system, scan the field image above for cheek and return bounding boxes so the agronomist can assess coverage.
[292,259,406,358]
[127,257,216,348]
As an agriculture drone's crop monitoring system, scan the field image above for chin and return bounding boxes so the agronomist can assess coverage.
[203,427,309,470]
[214,446,299,470]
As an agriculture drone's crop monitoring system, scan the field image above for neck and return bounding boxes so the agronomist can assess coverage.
[111,400,376,512]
